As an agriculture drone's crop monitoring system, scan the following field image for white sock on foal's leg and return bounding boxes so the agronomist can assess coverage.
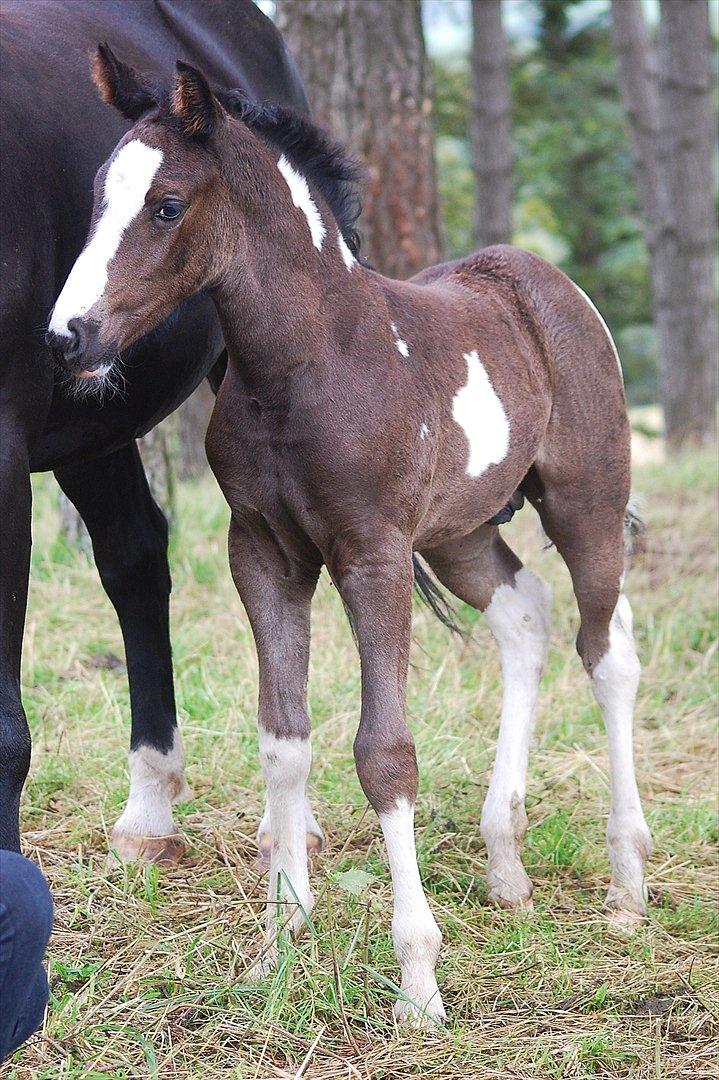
[480,567,552,908]
[379,799,444,1025]
[257,728,314,966]
[109,728,190,865]
[257,793,324,868]
[590,594,651,923]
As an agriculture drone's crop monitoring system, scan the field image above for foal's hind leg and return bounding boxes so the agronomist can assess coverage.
[424,528,551,909]
[534,495,651,923]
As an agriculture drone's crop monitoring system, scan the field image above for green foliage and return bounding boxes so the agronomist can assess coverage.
[432,0,657,403]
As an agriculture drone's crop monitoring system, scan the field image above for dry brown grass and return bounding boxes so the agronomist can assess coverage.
[6,449,718,1079]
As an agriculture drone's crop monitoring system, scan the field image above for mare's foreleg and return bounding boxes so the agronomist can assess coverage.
[227,515,322,973]
[55,442,189,865]
[0,427,34,852]
[336,534,444,1025]
[424,528,551,909]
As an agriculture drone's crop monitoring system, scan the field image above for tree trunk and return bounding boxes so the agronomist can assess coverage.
[139,424,176,526]
[656,0,717,448]
[470,0,512,248]
[612,0,717,449]
[275,0,444,277]
[176,381,213,480]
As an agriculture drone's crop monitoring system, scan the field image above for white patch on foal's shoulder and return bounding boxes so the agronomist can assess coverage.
[390,322,410,358]
[571,280,623,381]
[49,140,163,335]
[337,230,356,270]
[277,154,326,251]
[452,350,510,478]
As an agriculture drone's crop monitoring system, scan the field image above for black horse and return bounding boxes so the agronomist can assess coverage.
[0,0,309,855]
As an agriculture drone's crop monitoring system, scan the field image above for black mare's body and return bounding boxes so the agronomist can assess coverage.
[0,0,309,850]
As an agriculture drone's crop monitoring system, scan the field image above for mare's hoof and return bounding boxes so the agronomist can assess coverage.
[255,830,323,872]
[107,831,186,867]
[394,991,446,1028]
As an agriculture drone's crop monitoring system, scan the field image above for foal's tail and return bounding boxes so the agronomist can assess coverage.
[412,556,466,637]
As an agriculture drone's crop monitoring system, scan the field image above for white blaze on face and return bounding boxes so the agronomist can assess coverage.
[452,350,510,477]
[49,140,163,335]
[571,280,623,381]
[277,154,326,251]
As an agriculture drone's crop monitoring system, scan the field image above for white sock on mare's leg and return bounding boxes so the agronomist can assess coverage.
[109,728,190,865]
[480,567,551,908]
[379,798,444,1024]
[591,594,651,922]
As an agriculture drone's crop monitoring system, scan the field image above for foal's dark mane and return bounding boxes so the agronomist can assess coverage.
[218,90,364,257]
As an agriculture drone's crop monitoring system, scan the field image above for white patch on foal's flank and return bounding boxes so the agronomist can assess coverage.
[571,280,623,380]
[277,154,326,252]
[420,423,429,440]
[452,350,510,477]
[378,798,444,1020]
[337,230,356,270]
[390,322,410,358]
[112,728,189,841]
[49,140,163,335]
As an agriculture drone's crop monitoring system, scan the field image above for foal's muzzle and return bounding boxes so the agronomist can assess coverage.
[45,318,114,378]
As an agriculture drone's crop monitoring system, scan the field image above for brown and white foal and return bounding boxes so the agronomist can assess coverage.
[50,51,652,1023]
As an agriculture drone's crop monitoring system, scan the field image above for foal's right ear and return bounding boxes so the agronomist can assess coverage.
[91,43,157,121]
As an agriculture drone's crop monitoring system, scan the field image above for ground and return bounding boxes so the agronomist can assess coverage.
[7,447,718,1079]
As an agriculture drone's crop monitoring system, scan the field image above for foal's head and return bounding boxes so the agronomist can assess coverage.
[47,44,360,381]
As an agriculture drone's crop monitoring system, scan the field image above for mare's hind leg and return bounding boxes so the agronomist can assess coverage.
[423,527,551,909]
[534,493,651,923]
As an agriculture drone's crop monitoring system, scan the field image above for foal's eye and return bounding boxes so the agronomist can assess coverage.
[154,200,186,224]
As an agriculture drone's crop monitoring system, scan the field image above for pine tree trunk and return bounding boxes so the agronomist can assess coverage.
[656,0,717,448]
[470,0,512,248]
[275,0,444,277]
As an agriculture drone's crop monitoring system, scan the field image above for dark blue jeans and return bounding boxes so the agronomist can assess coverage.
[0,850,53,1061]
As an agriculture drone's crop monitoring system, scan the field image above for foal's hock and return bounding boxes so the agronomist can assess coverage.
[50,48,652,1025]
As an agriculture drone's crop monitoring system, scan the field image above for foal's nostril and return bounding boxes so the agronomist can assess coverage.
[65,318,85,359]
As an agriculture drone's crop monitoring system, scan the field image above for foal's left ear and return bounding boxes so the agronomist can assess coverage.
[172,61,222,138]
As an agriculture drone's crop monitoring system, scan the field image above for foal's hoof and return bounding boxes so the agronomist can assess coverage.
[604,882,647,932]
[255,830,323,872]
[107,831,186,868]
[394,991,446,1029]
[246,946,278,981]
[487,864,534,911]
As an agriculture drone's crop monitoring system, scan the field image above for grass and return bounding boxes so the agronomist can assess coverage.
[7,448,718,1079]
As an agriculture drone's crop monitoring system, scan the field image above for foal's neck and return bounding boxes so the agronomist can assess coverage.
[210,153,376,400]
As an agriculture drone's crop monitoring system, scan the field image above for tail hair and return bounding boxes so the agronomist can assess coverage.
[412,555,466,637]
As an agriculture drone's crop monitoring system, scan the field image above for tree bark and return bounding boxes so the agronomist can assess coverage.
[275,0,444,277]
[470,0,512,248]
[176,381,214,480]
[655,0,717,448]
[612,0,717,448]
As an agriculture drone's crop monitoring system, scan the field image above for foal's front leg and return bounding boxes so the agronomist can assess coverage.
[227,517,322,971]
[337,538,444,1025]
